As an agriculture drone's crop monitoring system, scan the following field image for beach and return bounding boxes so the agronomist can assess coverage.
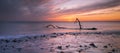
[0,22,120,53]
[0,31,120,53]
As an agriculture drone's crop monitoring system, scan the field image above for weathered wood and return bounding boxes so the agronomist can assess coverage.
[75,18,97,30]
[75,18,82,29]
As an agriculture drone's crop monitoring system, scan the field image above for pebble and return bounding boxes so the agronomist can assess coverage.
[89,43,97,48]
[103,46,108,48]
[40,48,44,50]
[84,45,87,47]
[16,48,22,52]
[108,52,112,53]
[112,49,115,52]
[51,35,57,38]
[33,36,37,39]
[57,46,62,50]
[79,45,82,47]
[60,51,64,53]
[12,39,17,42]
[5,40,9,43]
[78,49,83,53]
[60,33,64,35]
[41,35,46,37]
[66,45,70,48]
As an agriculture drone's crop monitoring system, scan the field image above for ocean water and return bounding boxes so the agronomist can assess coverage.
[0,22,120,36]
[0,22,120,53]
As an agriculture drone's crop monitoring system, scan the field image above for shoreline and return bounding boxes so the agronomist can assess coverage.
[0,31,120,53]
[0,30,120,39]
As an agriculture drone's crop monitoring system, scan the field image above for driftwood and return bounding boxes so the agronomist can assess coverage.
[46,18,97,30]
[80,28,97,30]
[45,24,97,30]
[46,24,56,28]
[46,24,66,29]
[75,18,97,30]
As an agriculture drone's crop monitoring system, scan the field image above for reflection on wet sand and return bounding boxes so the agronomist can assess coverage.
[48,34,120,53]
[0,32,120,53]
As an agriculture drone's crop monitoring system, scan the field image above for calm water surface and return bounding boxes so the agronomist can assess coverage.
[0,22,120,36]
[0,22,120,53]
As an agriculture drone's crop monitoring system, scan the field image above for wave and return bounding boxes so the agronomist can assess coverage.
[0,30,119,45]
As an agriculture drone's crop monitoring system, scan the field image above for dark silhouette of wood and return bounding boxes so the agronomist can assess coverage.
[46,18,97,30]
[75,18,82,29]
[46,24,66,29]
[46,24,56,28]
[74,18,97,30]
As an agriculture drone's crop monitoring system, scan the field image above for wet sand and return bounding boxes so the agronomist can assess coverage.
[0,32,120,53]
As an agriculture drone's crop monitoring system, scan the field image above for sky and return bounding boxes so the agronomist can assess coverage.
[0,0,120,21]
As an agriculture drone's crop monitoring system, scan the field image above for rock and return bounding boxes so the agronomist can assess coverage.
[108,44,111,46]
[41,35,46,37]
[84,45,87,47]
[5,40,9,43]
[0,39,10,43]
[52,33,57,34]
[50,48,54,52]
[112,49,115,52]
[96,32,101,34]
[65,33,68,34]
[11,46,14,48]
[60,33,64,35]
[108,52,112,53]
[79,45,82,47]
[40,48,44,50]
[5,45,7,47]
[12,39,22,43]
[17,39,22,43]
[12,39,17,42]
[3,48,6,51]
[103,46,108,48]
[57,46,62,50]
[24,39,28,42]
[34,36,37,39]
[78,49,83,53]
[108,44,112,48]
[27,36,32,39]
[66,45,70,48]
[89,43,97,48]
[0,39,4,42]
[51,35,57,38]
[17,48,22,52]
[73,33,76,35]
[60,51,64,53]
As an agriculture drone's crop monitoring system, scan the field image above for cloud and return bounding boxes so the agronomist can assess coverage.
[0,0,22,18]
[80,6,120,16]
[56,0,120,15]
[0,0,120,21]
[0,0,53,21]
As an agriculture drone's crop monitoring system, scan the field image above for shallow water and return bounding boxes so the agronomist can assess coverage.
[0,22,120,36]
[0,32,120,53]
[0,22,120,53]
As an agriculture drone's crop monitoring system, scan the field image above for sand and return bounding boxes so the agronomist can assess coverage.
[0,32,120,53]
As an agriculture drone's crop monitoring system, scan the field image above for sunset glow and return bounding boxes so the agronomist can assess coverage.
[0,0,120,21]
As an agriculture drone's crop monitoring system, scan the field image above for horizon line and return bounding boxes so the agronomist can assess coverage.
[0,21,120,23]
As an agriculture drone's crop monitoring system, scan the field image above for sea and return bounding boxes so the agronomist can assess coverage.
[0,21,120,53]
[0,21,120,36]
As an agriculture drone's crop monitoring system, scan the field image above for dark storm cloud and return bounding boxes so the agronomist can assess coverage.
[0,0,52,21]
[58,0,120,15]
[0,0,22,19]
